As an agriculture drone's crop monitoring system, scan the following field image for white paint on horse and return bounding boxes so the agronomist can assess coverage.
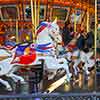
[35,19,72,82]
[33,55,71,81]
[64,31,95,76]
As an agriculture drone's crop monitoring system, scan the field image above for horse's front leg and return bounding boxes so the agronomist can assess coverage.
[57,58,72,82]
[84,59,95,75]
[0,78,12,91]
[71,50,81,75]
[80,51,94,75]
[72,59,81,76]
[7,73,25,84]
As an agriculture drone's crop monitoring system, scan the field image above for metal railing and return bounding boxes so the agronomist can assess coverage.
[0,92,99,100]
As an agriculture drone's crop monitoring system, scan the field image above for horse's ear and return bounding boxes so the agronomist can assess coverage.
[52,17,57,24]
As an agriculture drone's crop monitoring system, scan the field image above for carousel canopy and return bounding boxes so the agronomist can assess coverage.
[0,0,95,13]
[0,0,94,7]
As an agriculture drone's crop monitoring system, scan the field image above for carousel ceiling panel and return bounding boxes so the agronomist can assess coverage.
[0,0,94,5]
[0,0,94,12]
[0,0,48,5]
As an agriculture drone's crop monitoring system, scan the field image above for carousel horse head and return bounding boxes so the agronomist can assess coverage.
[47,19,62,44]
[36,18,62,45]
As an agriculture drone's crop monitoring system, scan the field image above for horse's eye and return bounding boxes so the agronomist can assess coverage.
[53,31,55,34]
[57,37,59,40]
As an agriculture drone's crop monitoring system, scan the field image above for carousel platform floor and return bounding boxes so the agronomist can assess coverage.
[0,69,96,94]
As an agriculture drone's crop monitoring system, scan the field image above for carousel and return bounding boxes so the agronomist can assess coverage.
[0,0,97,94]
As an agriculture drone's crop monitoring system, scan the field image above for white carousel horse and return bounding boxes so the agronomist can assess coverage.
[63,32,81,76]
[64,32,95,76]
[70,49,95,76]
[16,19,72,81]
[34,19,72,81]
[0,48,25,91]
[70,32,95,76]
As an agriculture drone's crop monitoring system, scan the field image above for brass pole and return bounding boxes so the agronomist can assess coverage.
[95,0,97,59]
[16,20,19,43]
[74,9,76,32]
[34,0,37,33]
[87,10,89,32]
[37,0,40,25]
[31,0,35,42]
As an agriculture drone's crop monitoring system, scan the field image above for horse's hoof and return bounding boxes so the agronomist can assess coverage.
[88,66,95,71]
[18,80,27,84]
[64,80,68,84]
[64,79,70,85]
[44,90,49,94]
[85,70,90,75]
[21,81,27,84]
[64,74,72,84]
[6,87,12,91]
[66,73,72,83]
